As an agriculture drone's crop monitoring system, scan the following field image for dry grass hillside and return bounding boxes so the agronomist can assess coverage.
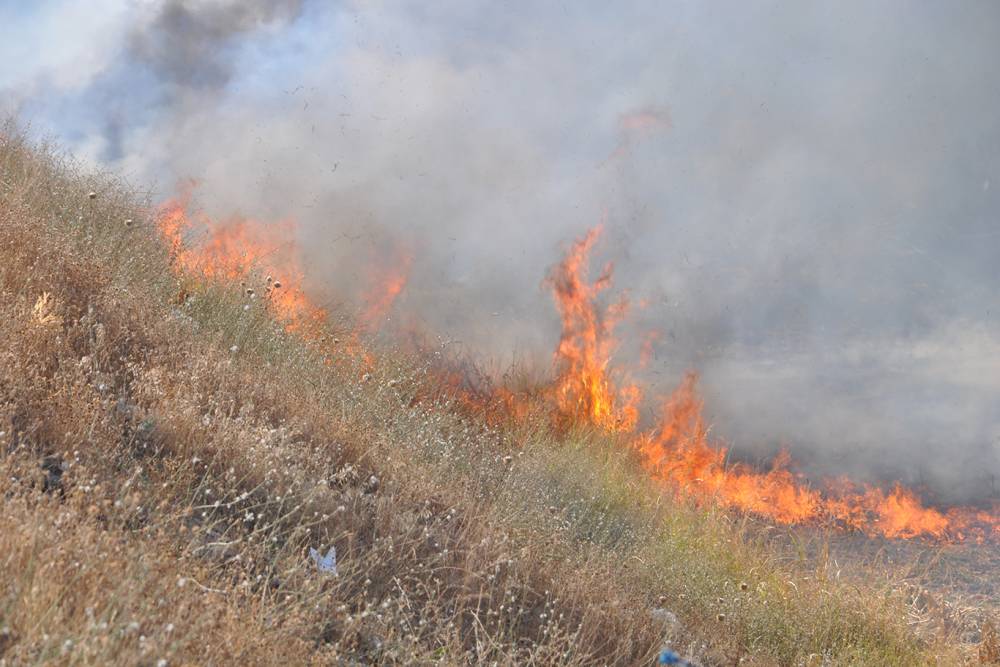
[0,125,971,665]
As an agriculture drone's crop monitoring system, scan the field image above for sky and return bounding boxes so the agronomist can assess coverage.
[3,0,999,502]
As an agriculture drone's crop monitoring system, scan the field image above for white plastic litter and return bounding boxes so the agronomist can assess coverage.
[309,546,337,575]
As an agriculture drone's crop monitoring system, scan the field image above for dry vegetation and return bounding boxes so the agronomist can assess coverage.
[0,124,981,665]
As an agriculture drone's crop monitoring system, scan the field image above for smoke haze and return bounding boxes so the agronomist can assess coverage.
[4,1,999,502]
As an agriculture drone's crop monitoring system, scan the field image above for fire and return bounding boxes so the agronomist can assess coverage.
[635,374,995,539]
[155,185,415,383]
[555,228,1000,543]
[548,226,640,432]
[153,189,999,543]
[157,185,325,332]
[359,251,412,334]
[636,373,822,524]
[639,330,663,368]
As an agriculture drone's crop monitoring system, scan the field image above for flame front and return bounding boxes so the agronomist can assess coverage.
[636,373,995,539]
[557,228,1000,543]
[154,192,999,544]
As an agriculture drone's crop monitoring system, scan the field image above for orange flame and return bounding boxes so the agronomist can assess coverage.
[548,226,640,432]
[639,330,663,368]
[157,185,326,332]
[552,228,1000,543]
[359,251,412,334]
[153,190,999,544]
[155,185,413,381]
[638,374,999,541]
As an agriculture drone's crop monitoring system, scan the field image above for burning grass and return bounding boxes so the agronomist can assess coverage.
[543,227,999,546]
[0,123,989,664]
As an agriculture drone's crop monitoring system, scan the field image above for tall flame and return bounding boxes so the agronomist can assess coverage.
[548,226,640,432]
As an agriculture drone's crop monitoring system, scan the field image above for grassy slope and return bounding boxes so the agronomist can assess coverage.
[0,127,962,665]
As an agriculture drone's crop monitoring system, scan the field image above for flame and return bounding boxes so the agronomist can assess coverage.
[553,228,1000,543]
[359,251,412,334]
[638,374,1000,541]
[639,330,663,368]
[157,186,325,332]
[548,226,640,432]
[153,189,999,544]
[155,185,411,381]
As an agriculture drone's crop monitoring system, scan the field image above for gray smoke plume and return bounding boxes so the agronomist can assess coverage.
[128,0,303,89]
[3,1,999,503]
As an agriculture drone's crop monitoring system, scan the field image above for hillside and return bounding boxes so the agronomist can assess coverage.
[0,126,974,665]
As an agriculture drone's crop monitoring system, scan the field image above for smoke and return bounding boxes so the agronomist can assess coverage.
[127,0,303,89]
[4,0,1000,502]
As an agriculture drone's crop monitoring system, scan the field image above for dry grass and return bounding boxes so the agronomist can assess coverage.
[0,123,976,665]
